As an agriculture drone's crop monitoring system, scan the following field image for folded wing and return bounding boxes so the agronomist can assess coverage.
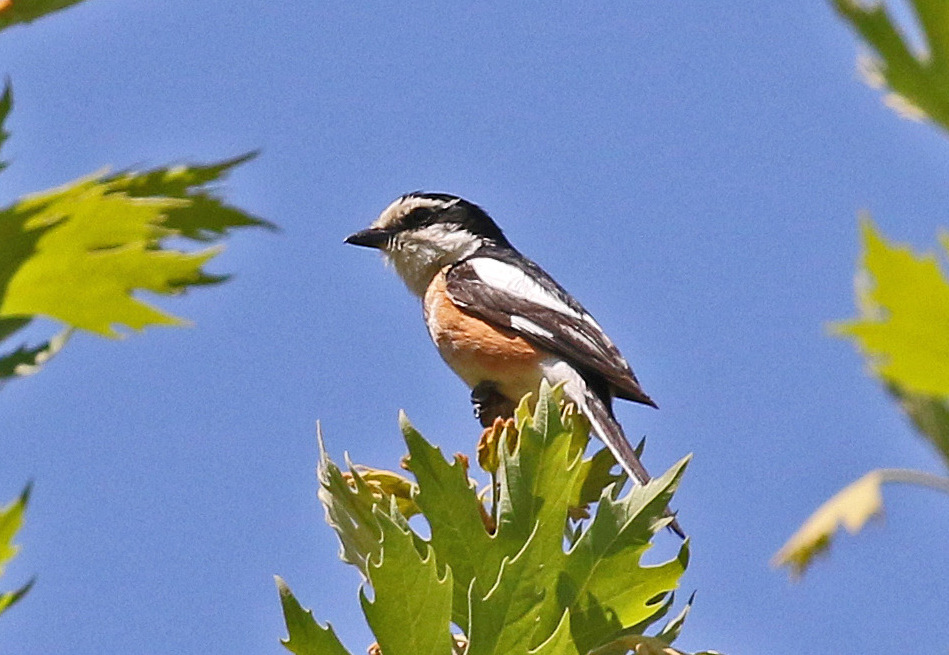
[445,249,656,407]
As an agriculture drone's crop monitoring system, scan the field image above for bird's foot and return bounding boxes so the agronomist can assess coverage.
[470,381,516,428]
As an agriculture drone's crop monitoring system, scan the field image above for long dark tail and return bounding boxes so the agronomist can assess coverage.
[583,391,686,539]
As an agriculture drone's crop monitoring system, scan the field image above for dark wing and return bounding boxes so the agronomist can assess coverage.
[445,249,656,407]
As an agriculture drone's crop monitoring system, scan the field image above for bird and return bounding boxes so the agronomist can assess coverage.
[346,192,682,536]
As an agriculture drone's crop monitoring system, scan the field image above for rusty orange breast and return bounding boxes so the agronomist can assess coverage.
[423,267,544,394]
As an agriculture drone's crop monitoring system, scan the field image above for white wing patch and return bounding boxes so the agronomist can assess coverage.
[563,323,606,355]
[468,258,581,318]
[510,316,555,339]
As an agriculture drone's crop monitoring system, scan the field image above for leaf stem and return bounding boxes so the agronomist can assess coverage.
[879,468,949,494]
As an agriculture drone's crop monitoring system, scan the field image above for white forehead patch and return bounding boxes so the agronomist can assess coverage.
[372,195,460,230]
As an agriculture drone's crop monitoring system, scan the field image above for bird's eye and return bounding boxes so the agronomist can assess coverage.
[403,207,436,229]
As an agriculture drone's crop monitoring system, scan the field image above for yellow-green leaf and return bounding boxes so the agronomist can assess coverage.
[835,216,949,397]
[773,471,884,577]
[0,179,211,336]
[530,611,579,655]
[0,158,266,338]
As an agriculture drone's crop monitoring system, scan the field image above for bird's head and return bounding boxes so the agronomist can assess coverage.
[346,192,509,296]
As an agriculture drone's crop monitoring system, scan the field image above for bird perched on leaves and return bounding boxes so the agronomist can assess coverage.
[346,192,682,536]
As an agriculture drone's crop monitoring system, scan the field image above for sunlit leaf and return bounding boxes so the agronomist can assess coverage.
[316,428,383,578]
[654,593,695,646]
[400,413,499,628]
[835,216,949,397]
[0,158,265,338]
[773,471,884,577]
[776,464,949,577]
[411,382,690,654]
[346,465,420,519]
[104,153,276,242]
[563,461,689,654]
[276,576,352,655]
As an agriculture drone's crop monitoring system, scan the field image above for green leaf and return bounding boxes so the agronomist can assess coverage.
[400,411,502,628]
[103,153,276,242]
[654,593,695,646]
[0,0,89,33]
[835,216,949,397]
[0,328,70,382]
[494,383,583,544]
[0,158,265,337]
[0,179,206,336]
[530,611,580,655]
[0,81,11,173]
[0,577,34,617]
[359,510,454,655]
[563,460,690,654]
[315,383,705,654]
[316,428,384,578]
[409,382,689,654]
[832,0,949,130]
[572,446,622,510]
[276,576,352,655]
[0,484,32,617]
[887,382,949,468]
[466,524,556,655]
[472,383,592,652]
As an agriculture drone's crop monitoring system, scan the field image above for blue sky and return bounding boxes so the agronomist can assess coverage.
[1,2,948,653]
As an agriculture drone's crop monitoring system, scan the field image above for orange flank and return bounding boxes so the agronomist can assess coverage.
[424,266,545,400]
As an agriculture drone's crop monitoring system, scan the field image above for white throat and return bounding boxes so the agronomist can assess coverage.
[383,224,483,297]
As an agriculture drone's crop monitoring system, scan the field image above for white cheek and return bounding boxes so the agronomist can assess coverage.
[381,226,483,297]
[412,224,482,260]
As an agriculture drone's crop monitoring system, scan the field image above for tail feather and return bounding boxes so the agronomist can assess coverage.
[583,391,686,539]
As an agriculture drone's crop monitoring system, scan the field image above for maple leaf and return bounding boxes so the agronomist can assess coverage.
[833,0,949,130]
[289,383,713,655]
[835,216,949,398]
[276,576,352,655]
[0,485,33,617]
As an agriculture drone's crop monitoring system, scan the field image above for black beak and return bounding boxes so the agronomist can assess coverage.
[344,228,392,249]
